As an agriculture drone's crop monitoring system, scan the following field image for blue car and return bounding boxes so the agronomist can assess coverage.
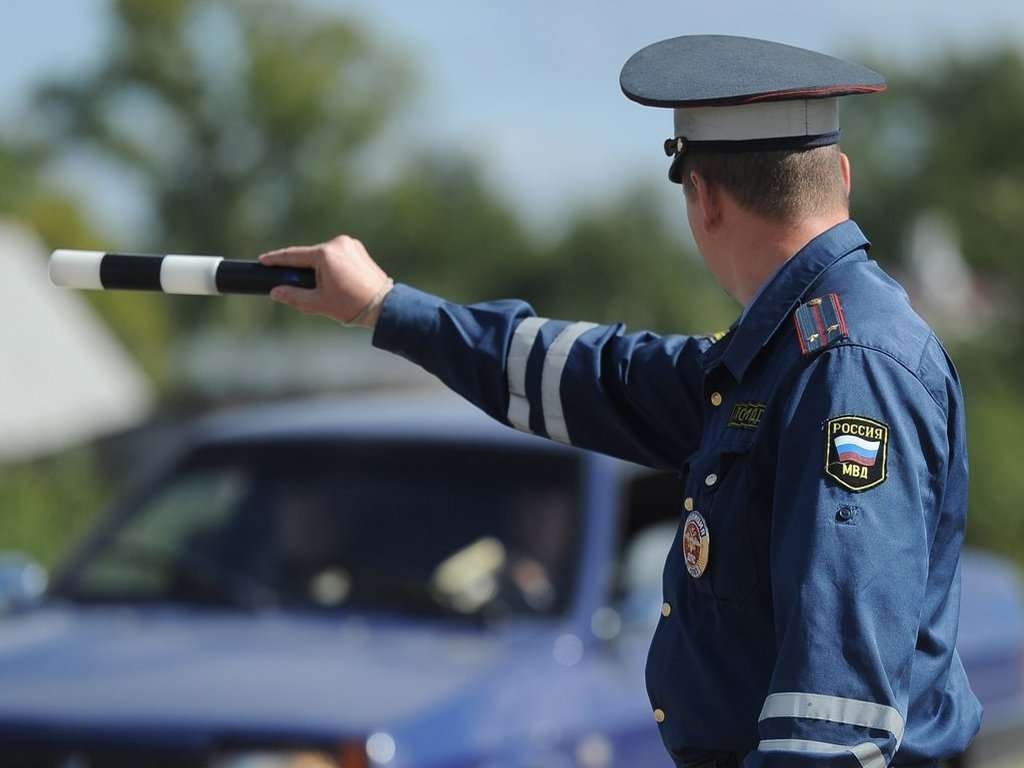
[0,393,1022,767]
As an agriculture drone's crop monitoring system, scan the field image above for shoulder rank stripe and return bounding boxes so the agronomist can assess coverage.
[794,293,848,355]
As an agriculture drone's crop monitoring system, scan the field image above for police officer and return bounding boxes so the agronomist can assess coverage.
[262,35,981,767]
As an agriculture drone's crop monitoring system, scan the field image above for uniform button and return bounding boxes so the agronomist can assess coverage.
[654,708,666,723]
[704,473,718,487]
[683,496,694,512]
[661,602,672,618]
[710,392,723,407]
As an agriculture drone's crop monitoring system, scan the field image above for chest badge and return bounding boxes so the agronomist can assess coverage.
[728,402,765,430]
[682,510,710,578]
[825,415,889,492]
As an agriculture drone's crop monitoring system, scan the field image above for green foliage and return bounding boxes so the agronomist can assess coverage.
[846,49,1024,289]
[0,143,93,247]
[0,449,111,570]
[26,0,725,344]
[353,155,546,304]
[960,378,1024,563]
[1,0,732,569]
[0,145,174,386]
[842,50,1024,564]
[2,0,1023,573]
[530,188,735,332]
[354,158,736,331]
[33,0,411,339]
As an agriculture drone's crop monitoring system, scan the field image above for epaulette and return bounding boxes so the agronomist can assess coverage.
[794,293,848,355]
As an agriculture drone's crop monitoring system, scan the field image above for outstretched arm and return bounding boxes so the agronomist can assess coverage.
[262,235,711,469]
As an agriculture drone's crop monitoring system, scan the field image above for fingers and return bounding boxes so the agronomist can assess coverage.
[259,245,322,268]
[269,285,318,313]
[262,234,383,324]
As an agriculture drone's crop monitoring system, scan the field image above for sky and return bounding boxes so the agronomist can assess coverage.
[3,0,1024,234]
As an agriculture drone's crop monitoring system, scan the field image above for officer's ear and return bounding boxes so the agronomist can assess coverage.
[839,151,852,198]
[688,170,723,232]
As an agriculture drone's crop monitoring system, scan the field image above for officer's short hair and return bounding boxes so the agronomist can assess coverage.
[679,145,848,222]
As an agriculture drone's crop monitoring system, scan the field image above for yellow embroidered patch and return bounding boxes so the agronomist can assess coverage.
[728,402,766,430]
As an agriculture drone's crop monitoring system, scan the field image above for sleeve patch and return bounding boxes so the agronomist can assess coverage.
[824,415,889,492]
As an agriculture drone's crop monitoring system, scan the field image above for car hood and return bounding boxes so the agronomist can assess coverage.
[0,603,518,746]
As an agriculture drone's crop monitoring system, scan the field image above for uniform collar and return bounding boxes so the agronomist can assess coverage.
[707,218,870,381]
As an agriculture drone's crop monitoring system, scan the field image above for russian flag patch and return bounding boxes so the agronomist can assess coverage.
[834,434,880,466]
[825,415,889,492]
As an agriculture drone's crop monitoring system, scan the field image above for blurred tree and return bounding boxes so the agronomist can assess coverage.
[354,159,736,332]
[31,0,729,347]
[0,142,97,249]
[352,155,547,305]
[0,138,174,384]
[842,49,1024,566]
[34,0,412,336]
[14,0,1024,575]
[845,50,1024,293]
[0,450,111,569]
[0,139,153,565]
[531,187,734,333]
[6,0,733,567]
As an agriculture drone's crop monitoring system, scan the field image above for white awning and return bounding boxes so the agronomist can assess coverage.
[0,221,153,462]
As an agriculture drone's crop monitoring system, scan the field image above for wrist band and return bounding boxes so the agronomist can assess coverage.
[345,278,394,328]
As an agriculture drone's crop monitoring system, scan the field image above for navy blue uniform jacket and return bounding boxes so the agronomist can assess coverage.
[372,219,982,766]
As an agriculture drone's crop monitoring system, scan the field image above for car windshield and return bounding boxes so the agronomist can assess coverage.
[58,439,583,620]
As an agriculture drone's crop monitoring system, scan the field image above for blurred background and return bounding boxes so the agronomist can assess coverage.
[6,0,1024,572]
[2,1,1024,766]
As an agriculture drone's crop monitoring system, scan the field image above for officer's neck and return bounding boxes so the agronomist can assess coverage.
[722,208,851,307]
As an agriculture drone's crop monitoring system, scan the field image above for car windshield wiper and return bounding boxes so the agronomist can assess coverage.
[69,538,279,610]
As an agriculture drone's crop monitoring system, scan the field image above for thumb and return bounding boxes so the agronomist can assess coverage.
[269,285,317,313]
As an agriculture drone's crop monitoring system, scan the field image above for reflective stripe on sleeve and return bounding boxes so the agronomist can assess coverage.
[757,739,886,768]
[759,692,905,747]
[505,317,548,432]
[540,322,599,444]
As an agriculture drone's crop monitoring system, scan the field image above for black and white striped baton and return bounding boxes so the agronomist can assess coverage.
[48,250,316,295]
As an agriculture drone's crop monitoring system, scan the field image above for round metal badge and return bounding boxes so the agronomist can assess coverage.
[682,510,710,579]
